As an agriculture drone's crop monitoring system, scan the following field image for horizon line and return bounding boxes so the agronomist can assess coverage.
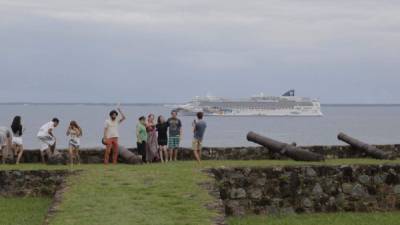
[1,102,400,106]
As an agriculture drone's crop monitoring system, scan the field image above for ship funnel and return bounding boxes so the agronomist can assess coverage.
[282,90,295,97]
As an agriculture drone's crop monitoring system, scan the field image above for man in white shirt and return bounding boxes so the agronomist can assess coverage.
[103,108,125,164]
[37,118,59,163]
[0,127,12,164]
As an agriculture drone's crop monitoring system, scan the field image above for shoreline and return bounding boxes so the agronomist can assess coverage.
[10,143,400,164]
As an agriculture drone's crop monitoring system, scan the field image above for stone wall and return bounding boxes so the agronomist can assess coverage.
[17,144,400,163]
[210,164,400,216]
[0,170,69,196]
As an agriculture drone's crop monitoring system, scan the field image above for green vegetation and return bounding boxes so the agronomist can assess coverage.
[49,163,217,225]
[1,159,400,225]
[0,197,51,225]
[228,212,400,225]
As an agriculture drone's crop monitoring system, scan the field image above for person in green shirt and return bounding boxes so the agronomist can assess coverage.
[136,116,148,163]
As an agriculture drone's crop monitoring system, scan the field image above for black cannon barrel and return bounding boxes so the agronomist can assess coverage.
[337,132,391,160]
[247,131,324,162]
[119,146,142,164]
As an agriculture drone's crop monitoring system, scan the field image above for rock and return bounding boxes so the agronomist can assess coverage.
[312,183,323,195]
[211,164,400,216]
[0,170,69,197]
[373,175,385,185]
[225,200,245,216]
[328,196,336,206]
[352,184,367,198]
[306,168,317,177]
[230,188,246,199]
[255,178,267,186]
[342,183,353,194]
[393,185,400,195]
[302,198,313,208]
[358,175,371,185]
[249,188,263,199]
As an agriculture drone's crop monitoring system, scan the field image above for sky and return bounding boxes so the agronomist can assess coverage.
[0,0,399,104]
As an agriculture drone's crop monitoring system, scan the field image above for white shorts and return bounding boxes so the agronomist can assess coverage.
[12,137,23,146]
[69,138,80,148]
[38,136,56,151]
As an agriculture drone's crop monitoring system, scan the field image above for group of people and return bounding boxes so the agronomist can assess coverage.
[104,108,207,164]
[135,110,185,163]
[0,108,207,165]
[0,116,83,165]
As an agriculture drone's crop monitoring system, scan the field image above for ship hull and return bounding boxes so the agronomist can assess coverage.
[178,109,323,117]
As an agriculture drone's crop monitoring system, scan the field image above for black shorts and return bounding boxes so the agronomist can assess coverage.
[158,139,167,146]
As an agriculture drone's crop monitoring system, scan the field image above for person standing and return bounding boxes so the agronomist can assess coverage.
[67,121,82,166]
[103,108,126,164]
[167,110,182,161]
[0,126,12,164]
[10,116,24,164]
[156,115,168,163]
[37,118,59,163]
[136,116,148,163]
[192,112,207,163]
[146,114,158,163]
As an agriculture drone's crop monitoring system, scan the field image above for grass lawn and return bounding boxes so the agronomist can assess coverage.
[0,197,51,225]
[1,159,400,225]
[227,212,400,225]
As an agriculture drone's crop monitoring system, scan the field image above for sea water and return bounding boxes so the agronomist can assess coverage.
[0,104,399,149]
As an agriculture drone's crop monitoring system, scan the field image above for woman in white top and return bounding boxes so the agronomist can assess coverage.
[66,121,82,166]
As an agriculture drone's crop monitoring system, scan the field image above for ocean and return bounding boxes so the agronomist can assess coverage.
[0,104,400,149]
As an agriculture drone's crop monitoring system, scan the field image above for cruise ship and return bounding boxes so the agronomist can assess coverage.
[174,90,322,116]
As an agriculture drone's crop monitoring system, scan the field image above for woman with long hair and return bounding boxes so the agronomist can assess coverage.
[146,114,159,163]
[156,115,168,163]
[66,121,82,165]
[10,116,24,164]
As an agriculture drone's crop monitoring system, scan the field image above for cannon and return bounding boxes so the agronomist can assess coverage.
[102,138,142,164]
[337,132,391,160]
[119,146,142,164]
[247,131,324,161]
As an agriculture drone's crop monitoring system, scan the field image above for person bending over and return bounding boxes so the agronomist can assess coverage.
[0,127,12,164]
[37,118,59,163]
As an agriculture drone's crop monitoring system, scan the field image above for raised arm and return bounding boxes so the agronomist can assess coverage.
[118,108,126,123]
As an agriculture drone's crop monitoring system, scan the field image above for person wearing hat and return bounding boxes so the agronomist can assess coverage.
[103,108,126,164]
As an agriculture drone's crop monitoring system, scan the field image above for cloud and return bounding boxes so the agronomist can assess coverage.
[0,0,400,103]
